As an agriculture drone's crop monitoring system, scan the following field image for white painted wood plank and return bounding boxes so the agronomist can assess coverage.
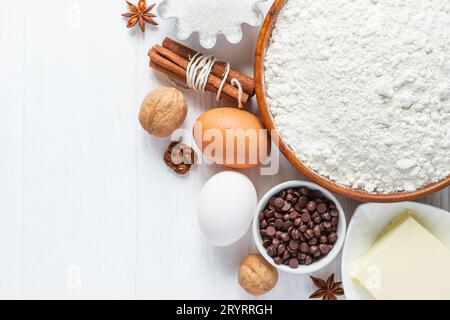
[0,0,25,299]
[1,0,138,299]
[0,0,448,300]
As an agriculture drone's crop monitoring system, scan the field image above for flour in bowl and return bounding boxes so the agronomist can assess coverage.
[265,0,450,193]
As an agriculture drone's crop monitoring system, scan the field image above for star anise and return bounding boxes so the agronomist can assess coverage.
[122,0,158,33]
[309,273,345,301]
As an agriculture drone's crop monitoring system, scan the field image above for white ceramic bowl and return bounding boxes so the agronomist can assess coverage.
[342,202,450,300]
[253,181,347,274]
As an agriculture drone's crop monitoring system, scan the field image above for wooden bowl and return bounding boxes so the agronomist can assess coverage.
[254,0,450,203]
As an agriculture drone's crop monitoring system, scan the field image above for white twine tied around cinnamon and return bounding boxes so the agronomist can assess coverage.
[186,53,244,109]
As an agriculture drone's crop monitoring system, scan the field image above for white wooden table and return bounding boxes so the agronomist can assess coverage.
[1,0,448,300]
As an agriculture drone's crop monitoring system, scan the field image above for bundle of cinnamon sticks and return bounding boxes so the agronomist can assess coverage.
[149,38,255,106]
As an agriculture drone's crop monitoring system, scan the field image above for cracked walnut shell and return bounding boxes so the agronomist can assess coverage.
[139,87,188,137]
[238,254,278,296]
[164,141,195,175]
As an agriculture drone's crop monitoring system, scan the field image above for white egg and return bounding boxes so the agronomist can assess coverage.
[197,171,257,247]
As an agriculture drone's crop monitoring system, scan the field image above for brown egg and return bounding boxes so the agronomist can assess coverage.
[193,107,271,169]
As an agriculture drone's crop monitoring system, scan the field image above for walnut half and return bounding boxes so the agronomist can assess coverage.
[139,87,188,137]
[238,254,278,296]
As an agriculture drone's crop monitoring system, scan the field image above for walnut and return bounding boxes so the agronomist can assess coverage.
[139,87,188,137]
[238,254,278,296]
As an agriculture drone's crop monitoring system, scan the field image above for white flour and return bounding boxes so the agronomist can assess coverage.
[265,0,450,193]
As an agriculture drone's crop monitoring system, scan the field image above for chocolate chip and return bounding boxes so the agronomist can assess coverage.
[320,236,328,244]
[291,229,301,240]
[328,233,338,244]
[299,253,307,261]
[305,229,314,240]
[267,245,277,257]
[277,244,286,256]
[272,238,281,248]
[283,221,294,231]
[322,212,332,221]
[260,220,268,229]
[274,212,283,219]
[266,226,276,238]
[289,240,299,251]
[305,256,313,265]
[307,201,317,212]
[319,244,331,255]
[300,187,311,197]
[294,217,302,227]
[274,257,283,265]
[298,196,309,208]
[300,242,309,253]
[330,209,339,217]
[317,203,328,214]
[301,212,311,223]
[282,202,292,212]
[289,258,299,269]
[263,239,272,248]
[286,194,294,202]
[289,211,299,220]
[281,233,291,242]
[313,226,321,237]
[259,212,266,221]
[310,245,319,254]
[274,197,285,209]
[331,217,339,227]
[324,221,332,229]
[275,219,284,228]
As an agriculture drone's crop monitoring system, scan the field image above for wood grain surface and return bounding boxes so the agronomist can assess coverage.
[0,0,448,300]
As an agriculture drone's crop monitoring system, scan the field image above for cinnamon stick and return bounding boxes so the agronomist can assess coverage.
[149,48,249,105]
[152,45,249,104]
[162,37,255,96]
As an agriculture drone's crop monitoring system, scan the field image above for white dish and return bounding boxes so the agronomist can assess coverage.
[342,202,450,300]
[158,0,268,49]
[253,181,347,274]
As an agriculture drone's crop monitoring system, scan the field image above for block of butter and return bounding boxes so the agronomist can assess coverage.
[353,213,450,300]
